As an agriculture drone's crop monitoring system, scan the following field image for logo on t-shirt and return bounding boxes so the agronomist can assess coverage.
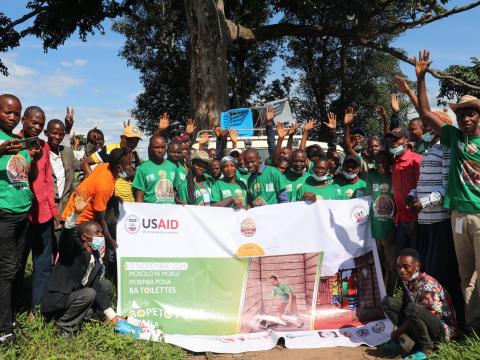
[155,171,174,201]
[374,195,394,219]
[460,159,480,189]
[265,183,275,192]
[222,189,232,197]
[6,154,28,185]
[285,184,292,192]
[345,189,354,198]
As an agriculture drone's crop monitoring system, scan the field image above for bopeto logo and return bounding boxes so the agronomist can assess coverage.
[125,215,179,234]
[240,218,256,237]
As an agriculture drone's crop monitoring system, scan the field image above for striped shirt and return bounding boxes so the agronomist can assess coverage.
[409,143,450,224]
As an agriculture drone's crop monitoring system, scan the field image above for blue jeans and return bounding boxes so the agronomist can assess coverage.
[27,219,55,309]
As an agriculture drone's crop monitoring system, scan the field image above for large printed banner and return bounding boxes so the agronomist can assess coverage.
[117,199,393,353]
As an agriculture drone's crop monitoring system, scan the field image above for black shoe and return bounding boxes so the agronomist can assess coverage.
[0,332,16,350]
[55,327,73,342]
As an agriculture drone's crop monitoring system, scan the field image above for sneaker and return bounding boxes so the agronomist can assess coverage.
[0,333,16,349]
[380,341,403,355]
[404,351,427,360]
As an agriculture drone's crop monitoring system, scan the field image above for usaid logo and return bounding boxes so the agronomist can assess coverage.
[125,214,180,234]
[125,215,141,234]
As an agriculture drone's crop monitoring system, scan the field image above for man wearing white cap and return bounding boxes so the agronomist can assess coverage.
[416,49,480,330]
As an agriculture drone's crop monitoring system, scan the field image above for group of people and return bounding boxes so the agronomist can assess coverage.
[0,49,479,358]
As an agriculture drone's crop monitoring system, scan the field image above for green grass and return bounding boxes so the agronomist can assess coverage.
[430,334,480,360]
[1,312,186,360]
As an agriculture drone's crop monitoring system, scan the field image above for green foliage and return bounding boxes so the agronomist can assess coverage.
[438,58,480,105]
[430,333,480,360]
[0,312,186,360]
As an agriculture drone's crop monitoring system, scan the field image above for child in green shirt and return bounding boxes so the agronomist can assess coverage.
[297,159,338,201]
[334,154,367,199]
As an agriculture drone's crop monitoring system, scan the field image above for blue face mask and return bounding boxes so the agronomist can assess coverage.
[342,170,358,180]
[86,235,105,251]
[389,143,406,156]
[421,132,435,143]
[312,173,331,182]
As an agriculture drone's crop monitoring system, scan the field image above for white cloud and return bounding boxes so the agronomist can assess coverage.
[61,58,88,68]
[0,54,84,97]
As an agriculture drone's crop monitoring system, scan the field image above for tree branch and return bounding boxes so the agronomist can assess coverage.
[5,7,47,30]
[369,1,480,38]
[226,21,352,42]
[360,41,480,91]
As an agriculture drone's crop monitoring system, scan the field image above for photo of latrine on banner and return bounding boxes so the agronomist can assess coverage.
[116,199,392,353]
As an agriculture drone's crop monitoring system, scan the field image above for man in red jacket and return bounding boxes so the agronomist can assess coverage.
[19,106,61,311]
[386,127,422,253]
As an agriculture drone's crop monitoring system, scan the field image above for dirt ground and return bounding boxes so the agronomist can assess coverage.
[191,345,400,360]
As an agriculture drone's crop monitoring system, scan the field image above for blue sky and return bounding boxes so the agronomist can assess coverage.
[1,0,479,146]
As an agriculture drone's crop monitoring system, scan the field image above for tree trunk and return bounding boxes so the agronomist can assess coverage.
[184,0,230,130]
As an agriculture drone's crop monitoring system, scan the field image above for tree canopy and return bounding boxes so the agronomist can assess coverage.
[1,0,480,132]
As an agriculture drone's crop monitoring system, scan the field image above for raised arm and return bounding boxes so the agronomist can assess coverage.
[343,108,357,156]
[265,107,276,159]
[415,50,443,135]
[300,119,316,151]
[286,123,298,150]
[273,123,288,164]
[394,75,419,111]
[376,106,389,135]
[198,133,209,151]
[154,112,170,136]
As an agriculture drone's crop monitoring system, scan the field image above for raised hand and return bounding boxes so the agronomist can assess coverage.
[376,105,387,120]
[158,112,170,132]
[326,113,337,129]
[288,122,298,135]
[198,132,209,145]
[266,107,276,124]
[304,119,316,133]
[394,75,411,94]
[390,93,400,113]
[213,124,222,138]
[276,123,288,139]
[185,118,197,135]
[229,128,238,143]
[65,107,74,133]
[73,189,91,214]
[343,107,356,126]
[72,131,80,151]
[414,49,432,78]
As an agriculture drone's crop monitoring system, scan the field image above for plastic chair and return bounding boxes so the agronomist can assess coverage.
[220,108,253,137]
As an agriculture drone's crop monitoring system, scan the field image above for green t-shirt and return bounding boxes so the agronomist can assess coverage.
[441,125,480,213]
[211,178,248,207]
[367,170,395,241]
[0,131,33,213]
[334,176,367,200]
[247,165,286,206]
[297,176,338,201]
[307,160,315,174]
[271,283,292,302]
[283,169,307,202]
[132,160,177,204]
[176,179,212,205]
[236,169,250,186]
[174,162,189,188]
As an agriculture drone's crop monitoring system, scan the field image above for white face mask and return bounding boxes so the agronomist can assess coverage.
[421,132,435,143]
[342,170,358,180]
[409,270,420,281]
[389,141,407,156]
[312,173,331,182]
